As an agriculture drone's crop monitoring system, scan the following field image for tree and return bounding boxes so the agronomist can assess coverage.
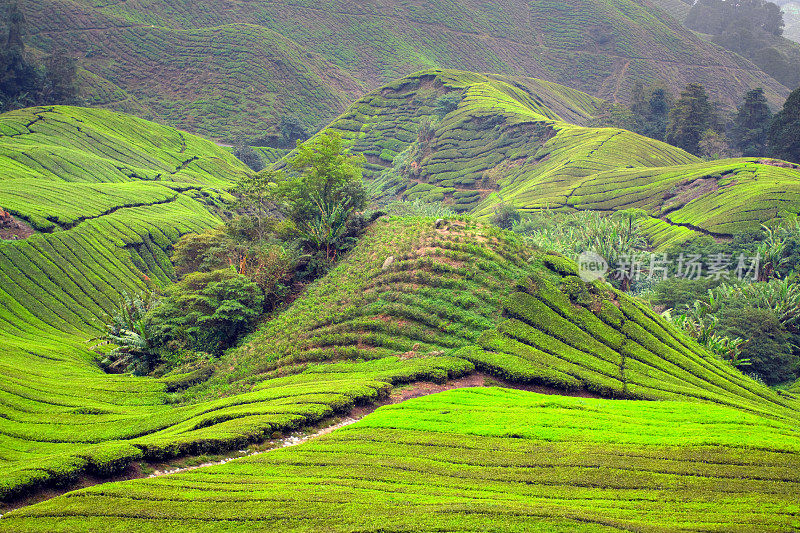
[232,170,282,243]
[666,84,716,156]
[699,129,732,159]
[94,291,161,375]
[0,3,79,110]
[232,144,264,172]
[768,86,800,164]
[278,116,308,148]
[630,82,672,141]
[149,269,264,356]
[0,2,38,110]
[719,306,796,384]
[732,88,772,156]
[278,132,366,261]
[43,49,77,104]
[764,1,785,36]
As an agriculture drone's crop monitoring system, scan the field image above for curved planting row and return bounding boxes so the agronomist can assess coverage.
[3,387,798,532]
[0,103,797,507]
[26,0,791,140]
[458,256,798,421]
[296,69,800,245]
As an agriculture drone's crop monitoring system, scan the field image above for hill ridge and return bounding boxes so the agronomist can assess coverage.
[20,0,792,140]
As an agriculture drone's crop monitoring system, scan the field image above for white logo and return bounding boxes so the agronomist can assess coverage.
[577,251,608,282]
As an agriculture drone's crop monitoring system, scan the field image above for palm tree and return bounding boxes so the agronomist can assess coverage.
[92,291,160,375]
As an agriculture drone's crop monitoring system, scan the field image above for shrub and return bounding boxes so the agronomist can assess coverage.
[718,306,797,384]
[149,269,264,356]
[491,204,521,229]
[435,93,462,117]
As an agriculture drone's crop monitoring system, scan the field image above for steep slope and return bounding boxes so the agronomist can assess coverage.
[292,69,800,247]
[21,0,791,140]
[4,387,799,532]
[221,217,798,422]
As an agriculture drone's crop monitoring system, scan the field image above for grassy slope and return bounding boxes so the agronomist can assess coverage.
[294,69,800,247]
[219,217,797,422]
[3,387,799,532]
[1,193,796,501]
[0,106,265,500]
[0,104,797,508]
[22,0,791,140]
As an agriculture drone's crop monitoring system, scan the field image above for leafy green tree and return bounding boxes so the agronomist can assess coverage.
[0,2,38,110]
[42,49,77,104]
[171,226,234,278]
[666,84,716,156]
[667,279,800,384]
[278,116,308,148]
[233,144,264,172]
[0,3,80,110]
[232,170,282,243]
[630,82,672,140]
[732,88,772,156]
[278,132,367,261]
[764,1,786,36]
[699,129,732,159]
[149,269,264,356]
[768,86,800,164]
[719,306,796,384]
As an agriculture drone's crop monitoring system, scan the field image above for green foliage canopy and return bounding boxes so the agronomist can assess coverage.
[278,131,367,260]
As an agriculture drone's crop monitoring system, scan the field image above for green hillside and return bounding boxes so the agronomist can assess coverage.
[0,106,256,500]
[21,0,792,140]
[1,174,797,503]
[289,69,800,247]
[0,102,797,522]
[4,387,799,532]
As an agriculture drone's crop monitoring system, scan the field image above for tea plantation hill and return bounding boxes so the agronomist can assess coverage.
[4,388,800,532]
[0,104,798,512]
[21,0,792,141]
[279,69,800,249]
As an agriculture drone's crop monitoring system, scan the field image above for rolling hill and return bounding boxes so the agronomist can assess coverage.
[283,69,800,248]
[0,102,798,528]
[20,0,792,141]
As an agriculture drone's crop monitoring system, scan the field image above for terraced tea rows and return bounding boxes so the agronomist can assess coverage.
[23,0,791,140]
[293,69,800,245]
[3,387,798,532]
[0,104,796,509]
[4,204,796,503]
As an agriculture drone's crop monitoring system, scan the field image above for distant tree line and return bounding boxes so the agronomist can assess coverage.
[685,0,800,88]
[0,2,78,111]
[624,81,800,164]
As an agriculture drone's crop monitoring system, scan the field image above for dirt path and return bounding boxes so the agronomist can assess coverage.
[0,373,599,516]
[145,416,362,479]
